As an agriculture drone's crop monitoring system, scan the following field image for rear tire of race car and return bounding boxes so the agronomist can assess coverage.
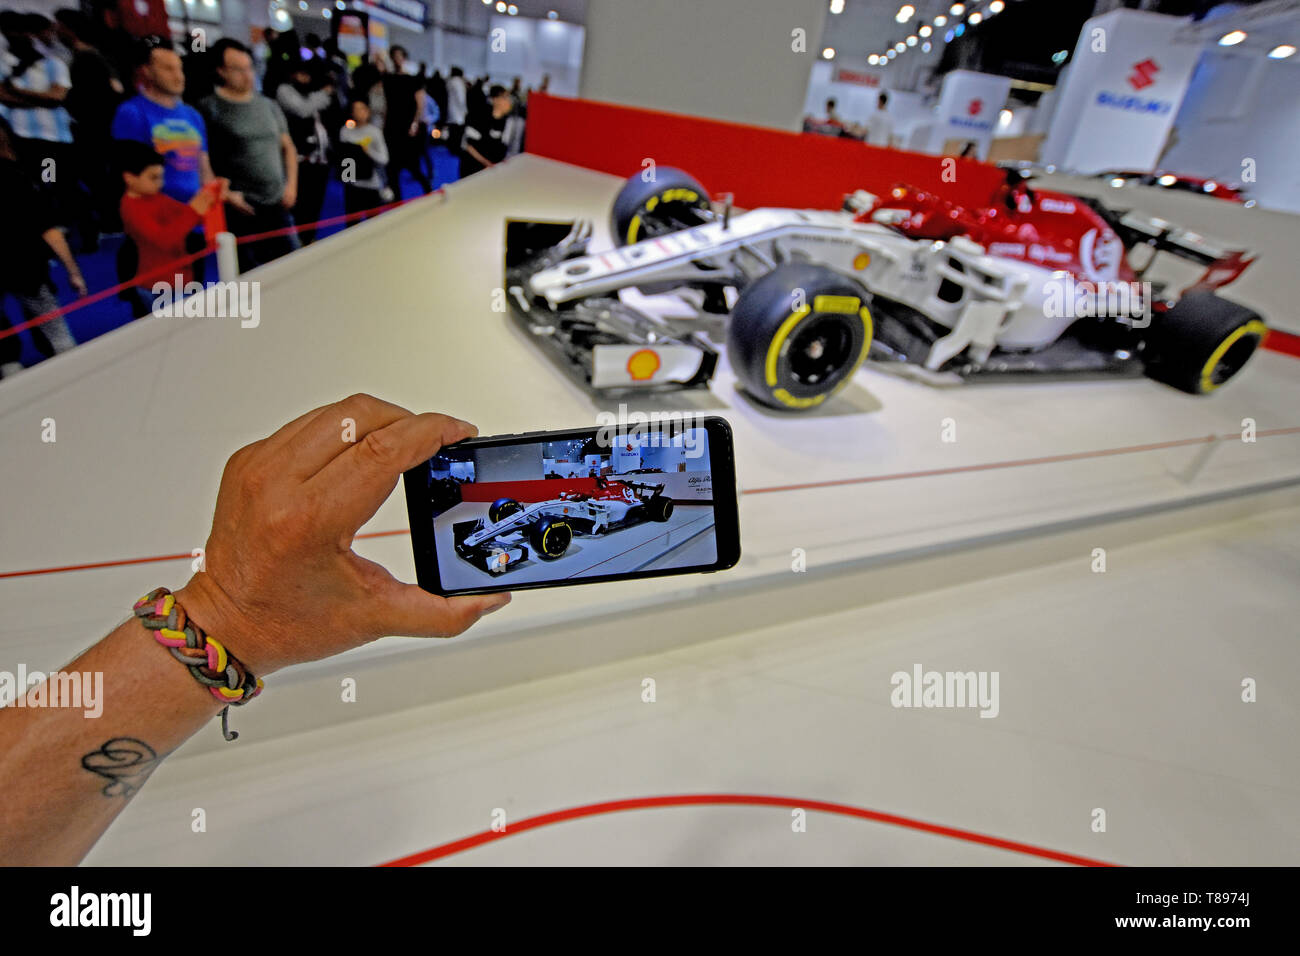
[610,168,712,247]
[529,517,572,560]
[488,497,522,524]
[726,263,873,411]
[645,495,674,522]
[1144,292,1267,395]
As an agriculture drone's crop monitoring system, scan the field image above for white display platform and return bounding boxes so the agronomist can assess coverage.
[1,156,1298,865]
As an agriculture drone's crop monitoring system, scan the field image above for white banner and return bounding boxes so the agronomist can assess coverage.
[1041,9,1201,173]
[930,70,1011,159]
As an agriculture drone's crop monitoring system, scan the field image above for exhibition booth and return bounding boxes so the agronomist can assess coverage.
[0,0,1297,870]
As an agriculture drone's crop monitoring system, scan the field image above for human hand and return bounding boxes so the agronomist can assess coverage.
[281,182,297,209]
[227,189,255,215]
[176,394,509,677]
[68,270,87,297]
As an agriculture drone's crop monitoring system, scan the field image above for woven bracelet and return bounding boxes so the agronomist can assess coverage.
[132,587,264,741]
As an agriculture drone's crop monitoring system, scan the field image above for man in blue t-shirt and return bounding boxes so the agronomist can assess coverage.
[111,41,250,213]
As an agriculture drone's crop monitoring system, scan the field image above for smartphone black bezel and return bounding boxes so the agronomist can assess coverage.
[403,416,740,596]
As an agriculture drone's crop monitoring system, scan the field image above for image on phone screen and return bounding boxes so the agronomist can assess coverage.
[407,421,735,594]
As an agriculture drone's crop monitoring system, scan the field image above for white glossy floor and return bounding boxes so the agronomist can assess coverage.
[2,155,1298,865]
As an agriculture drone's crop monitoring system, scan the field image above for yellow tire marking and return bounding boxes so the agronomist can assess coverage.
[813,294,861,315]
[1199,319,1266,393]
[764,306,811,387]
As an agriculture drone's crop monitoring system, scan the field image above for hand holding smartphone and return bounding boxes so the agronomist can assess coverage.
[404,416,740,595]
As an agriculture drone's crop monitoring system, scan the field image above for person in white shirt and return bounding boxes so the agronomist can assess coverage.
[865,91,894,149]
[445,66,467,156]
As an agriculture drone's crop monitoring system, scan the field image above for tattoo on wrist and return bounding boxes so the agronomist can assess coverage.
[81,738,160,798]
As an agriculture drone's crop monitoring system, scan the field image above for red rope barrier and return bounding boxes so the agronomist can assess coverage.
[0,246,211,342]
[0,189,442,341]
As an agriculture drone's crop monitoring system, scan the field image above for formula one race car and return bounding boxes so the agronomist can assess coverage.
[452,477,674,575]
[504,166,1267,411]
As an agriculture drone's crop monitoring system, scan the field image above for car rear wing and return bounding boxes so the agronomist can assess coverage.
[1086,201,1256,292]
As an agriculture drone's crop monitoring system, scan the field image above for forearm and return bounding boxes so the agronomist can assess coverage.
[0,610,225,865]
[42,229,82,281]
[465,144,491,168]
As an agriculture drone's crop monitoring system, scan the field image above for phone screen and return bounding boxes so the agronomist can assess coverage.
[404,418,739,595]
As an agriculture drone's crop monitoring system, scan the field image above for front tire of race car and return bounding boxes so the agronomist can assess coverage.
[726,263,874,411]
[1144,292,1267,395]
[529,517,572,560]
[610,168,712,247]
[488,497,522,524]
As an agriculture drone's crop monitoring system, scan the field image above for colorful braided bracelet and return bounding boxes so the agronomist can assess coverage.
[132,587,264,741]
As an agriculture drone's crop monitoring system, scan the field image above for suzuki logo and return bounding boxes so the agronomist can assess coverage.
[968,98,982,115]
[1128,58,1159,90]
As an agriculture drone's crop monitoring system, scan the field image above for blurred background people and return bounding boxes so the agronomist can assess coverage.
[200,38,298,270]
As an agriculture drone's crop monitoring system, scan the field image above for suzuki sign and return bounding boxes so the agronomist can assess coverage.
[1041,9,1201,173]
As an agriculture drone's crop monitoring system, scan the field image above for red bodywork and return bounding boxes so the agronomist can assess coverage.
[864,182,1138,283]
[864,180,1253,299]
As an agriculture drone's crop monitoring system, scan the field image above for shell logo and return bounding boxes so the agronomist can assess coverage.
[627,348,661,381]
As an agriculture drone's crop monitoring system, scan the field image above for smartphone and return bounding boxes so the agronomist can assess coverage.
[403,416,740,595]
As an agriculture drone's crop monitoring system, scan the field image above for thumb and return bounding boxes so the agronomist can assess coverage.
[381,583,510,638]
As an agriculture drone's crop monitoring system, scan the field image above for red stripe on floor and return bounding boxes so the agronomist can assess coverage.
[377,793,1116,867]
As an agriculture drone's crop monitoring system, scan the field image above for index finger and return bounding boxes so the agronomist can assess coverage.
[308,412,478,533]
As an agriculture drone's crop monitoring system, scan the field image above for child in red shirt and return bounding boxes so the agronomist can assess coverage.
[118,141,227,287]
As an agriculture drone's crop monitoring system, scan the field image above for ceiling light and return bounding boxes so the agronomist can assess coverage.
[887,49,897,59]
[1158,174,1177,186]
[868,54,879,65]
[1268,44,1296,59]
[906,35,917,46]
[822,47,836,59]
[829,0,845,14]
[321,7,331,15]
[919,25,931,37]
[990,0,1005,13]
[895,41,906,52]
[922,41,931,52]
[1203,181,1218,192]
[495,1,505,10]
[297,1,307,9]
[1218,30,1247,46]
[950,3,965,15]
[934,15,947,26]
[944,30,954,42]
[998,108,1012,127]
[1110,178,1126,188]
[508,3,518,12]
[896,4,915,23]
[969,11,982,25]
[954,23,965,37]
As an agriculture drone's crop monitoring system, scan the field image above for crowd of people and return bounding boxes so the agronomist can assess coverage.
[0,7,540,379]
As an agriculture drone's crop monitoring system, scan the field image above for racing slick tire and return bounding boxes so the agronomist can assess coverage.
[644,495,674,522]
[488,497,523,524]
[529,517,572,560]
[726,263,873,411]
[611,168,712,247]
[1144,292,1267,395]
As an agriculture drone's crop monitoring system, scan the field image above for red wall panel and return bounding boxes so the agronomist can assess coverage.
[460,478,600,504]
[525,93,1007,212]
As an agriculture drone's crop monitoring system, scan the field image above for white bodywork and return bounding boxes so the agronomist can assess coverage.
[525,205,1085,385]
